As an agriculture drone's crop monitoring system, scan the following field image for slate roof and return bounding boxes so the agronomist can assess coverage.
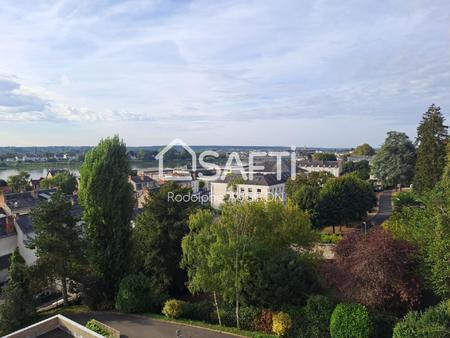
[130,175,154,184]
[0,179,7,187]
[221,172,290,186]
[16,214,34,234]
[5,192,37,212]
[0,253,11,271]
[298,160,341,168]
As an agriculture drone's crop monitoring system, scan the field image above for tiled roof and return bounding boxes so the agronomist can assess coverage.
[16,214,34,234]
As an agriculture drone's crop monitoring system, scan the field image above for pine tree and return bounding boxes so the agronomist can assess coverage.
[413,104,448,192]
[78,136,134,302]
[0,249,36,335]
[29,191,84,306]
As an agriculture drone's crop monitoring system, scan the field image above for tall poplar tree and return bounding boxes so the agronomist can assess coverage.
[413,104,448,192]
[79,136,134,300]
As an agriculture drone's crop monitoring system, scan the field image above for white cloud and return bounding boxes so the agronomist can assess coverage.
[0,0,449,145]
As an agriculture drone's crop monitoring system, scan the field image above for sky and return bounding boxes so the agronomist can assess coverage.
[0,0,449,147]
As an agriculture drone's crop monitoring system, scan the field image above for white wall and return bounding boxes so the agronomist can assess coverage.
[14,225,37,265]
[0,233,17,257]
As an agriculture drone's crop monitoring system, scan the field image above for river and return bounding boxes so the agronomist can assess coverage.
[0,161,162,181]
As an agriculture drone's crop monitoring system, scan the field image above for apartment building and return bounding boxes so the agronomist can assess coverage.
[210,172,289,209]
[297,160,343,177]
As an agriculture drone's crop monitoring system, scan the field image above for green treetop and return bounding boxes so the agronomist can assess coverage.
[78,135,134,301]
[413,104,448,193]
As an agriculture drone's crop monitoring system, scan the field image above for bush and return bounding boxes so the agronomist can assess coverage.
[393,301,450,338]
[86,320,110,337]
[243,249,320,309]
[300,295,335,338]
[329,303,372,338]
[162,299,184,319]
[181,301,213,322]
[240,306,260,331]
[254,308,275,333]
[272,312,292,336]
[320,233,343,244]
[115,274,155,313]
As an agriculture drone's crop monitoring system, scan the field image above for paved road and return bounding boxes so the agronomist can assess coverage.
[68,312,241,338]
[370,190,393,226]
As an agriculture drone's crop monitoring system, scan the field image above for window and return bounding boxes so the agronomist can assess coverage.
[257,188,261,193]
[248,188,253,193]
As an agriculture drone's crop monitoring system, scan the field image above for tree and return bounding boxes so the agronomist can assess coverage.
[342,160,371,180]
[243,248,320,309]
[371,131,416,187]
[181,200,316,329]
[29,191,84,306]
[299,295,335,338]
[115,274,158,313]
[133,181,198,297]
[312,152,337,161]
[384,181,450,300]
[181,209,223,325]
[413,104,448,193]
[138,148,146,160]
[321,229,422,313]
[318,175,376,233]
[40,172,77,194]
[0,249,36,335]
[330,303,372,338]
[286,171,333,201]
[352,143,375,156]
[78,136,134,302]
[393,300,450,338]
[7,171,30,192]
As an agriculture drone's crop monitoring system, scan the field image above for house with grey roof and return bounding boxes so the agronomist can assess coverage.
[210,172,289,209]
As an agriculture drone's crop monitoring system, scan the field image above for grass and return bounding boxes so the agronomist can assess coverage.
[146,313,277,338]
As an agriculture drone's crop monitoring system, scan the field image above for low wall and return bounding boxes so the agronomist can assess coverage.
[3,315,105,338]
[87,319,120,338]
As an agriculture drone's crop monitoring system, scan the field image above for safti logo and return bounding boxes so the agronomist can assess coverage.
[155,138,298,181]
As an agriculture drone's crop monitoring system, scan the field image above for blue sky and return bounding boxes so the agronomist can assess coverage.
[0,0,449,147]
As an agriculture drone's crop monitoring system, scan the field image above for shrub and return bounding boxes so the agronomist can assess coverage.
[115,274,155,313]
[162,299,184,319]
[320,233,343,244]
[329,303,372,338]
[86,320,110,337]
[300,295,335,338]
[393,301,450,338]
[181,301,213,322]
[272,312,292,336]
[254,308,274,333]
[243,249,320,309]
[240,306,260,331]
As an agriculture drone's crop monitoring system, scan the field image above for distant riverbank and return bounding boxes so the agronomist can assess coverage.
[0,160,193,181]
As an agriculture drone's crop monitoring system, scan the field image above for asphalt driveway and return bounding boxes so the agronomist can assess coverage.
[68,312,241,338]
[371,190,393,226]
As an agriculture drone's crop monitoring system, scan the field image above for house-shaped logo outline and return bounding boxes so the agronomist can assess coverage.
[155,138,197,181]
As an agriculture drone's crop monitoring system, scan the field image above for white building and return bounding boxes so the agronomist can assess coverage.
[297,160,343,177]
[210,173,289,209]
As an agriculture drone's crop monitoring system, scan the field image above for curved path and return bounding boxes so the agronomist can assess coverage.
[68,312,241,338]
[370,190,394,226]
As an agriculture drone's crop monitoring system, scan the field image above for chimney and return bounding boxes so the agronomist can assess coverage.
[140,172,145,181]
[5,216,15,233]
[0,191,5,209]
